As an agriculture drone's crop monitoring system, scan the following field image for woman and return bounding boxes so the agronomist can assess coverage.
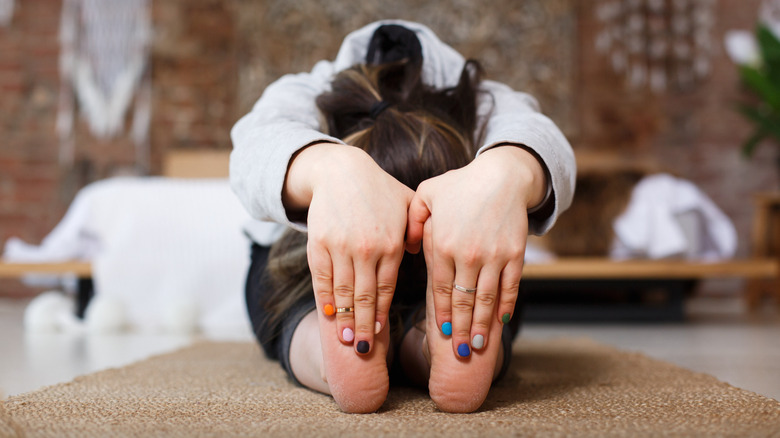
[230,20,575,413]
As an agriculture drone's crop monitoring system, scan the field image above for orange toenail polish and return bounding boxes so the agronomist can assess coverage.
[323,304,335,316]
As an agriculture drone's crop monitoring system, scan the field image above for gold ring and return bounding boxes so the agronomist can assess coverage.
[454,284,477,293]
[336,307,354,313]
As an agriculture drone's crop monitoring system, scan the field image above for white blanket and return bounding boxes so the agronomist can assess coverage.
[4,177,256,333]
[611,174,737,261]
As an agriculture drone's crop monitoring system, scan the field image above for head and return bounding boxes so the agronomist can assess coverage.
[316,59,483,189]
[261,59,485,332]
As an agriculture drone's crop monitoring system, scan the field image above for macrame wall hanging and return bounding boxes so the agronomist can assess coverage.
[57,0,152,167]
[594,0,717,93]
[0,0,14,26]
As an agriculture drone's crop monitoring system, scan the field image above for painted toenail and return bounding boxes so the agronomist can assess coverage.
[472,334,484,349]
[502,313,511,324]
[441,322,452,336]
[342,327,354,342]
[457,343,471,357]
[323,304,335,316]
[356,340,370,354]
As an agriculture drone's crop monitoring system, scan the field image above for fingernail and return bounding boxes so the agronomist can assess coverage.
[374,321,382,334]
[342,327,354,342]
[356,340,370,354]
[323,304,335,316]
[457,343,471,357]
[472,334,484,350]
[502,313,511,324]
[441,322,452,336]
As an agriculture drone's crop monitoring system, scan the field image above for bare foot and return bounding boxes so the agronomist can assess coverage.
[290,308,391,413]
[424,287,504,413]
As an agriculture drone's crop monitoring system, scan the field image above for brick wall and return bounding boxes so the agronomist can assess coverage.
[0,0,776,296]
[577,0,777,259]
[0,0,236,296]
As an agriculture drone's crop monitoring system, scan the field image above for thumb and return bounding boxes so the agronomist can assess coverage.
[406,192,431,254]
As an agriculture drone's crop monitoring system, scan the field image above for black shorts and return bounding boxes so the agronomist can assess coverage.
[245,242,524,386]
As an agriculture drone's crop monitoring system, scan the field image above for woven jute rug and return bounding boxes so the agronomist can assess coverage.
[1,337,779,437]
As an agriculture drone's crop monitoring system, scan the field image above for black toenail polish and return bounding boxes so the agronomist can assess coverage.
[356,340,369,354]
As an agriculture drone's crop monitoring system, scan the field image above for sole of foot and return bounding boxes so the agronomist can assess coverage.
[317,309,391,413]
[425,290,504,413]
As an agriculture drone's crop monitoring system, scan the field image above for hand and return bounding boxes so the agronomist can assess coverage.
[406,145,546,357]
[284,143,414,355]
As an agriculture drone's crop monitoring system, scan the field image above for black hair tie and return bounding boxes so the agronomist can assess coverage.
[369,101,392,120]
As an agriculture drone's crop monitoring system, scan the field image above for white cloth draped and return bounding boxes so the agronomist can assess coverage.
[611,173,737,261]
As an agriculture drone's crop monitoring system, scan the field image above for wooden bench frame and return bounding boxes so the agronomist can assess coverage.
[2,257,776,321]
[519,257,779,322]
[2,258,776,281]
[522,258,778,280]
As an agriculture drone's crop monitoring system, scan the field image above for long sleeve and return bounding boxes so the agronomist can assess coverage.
[475,80,576,235]
[229,60,343,231]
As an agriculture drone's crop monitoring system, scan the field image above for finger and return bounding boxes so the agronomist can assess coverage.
[425,221,456,340]
[375,253,402,336]
[331,253,356,345]
[470,266,500,351]
[307,241,335,318]
[352,256,378,355]
[497,259,524,326]
[406,190,431,255]
[451,269,479,358]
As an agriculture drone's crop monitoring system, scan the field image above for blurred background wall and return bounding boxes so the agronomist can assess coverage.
[0,0,776,296]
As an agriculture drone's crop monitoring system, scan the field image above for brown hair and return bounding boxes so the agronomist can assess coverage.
[260,59,485,334]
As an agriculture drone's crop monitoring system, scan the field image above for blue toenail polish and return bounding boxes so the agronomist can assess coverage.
[356,340,369,354]
[441,322,452,336]
[457,343,471,357]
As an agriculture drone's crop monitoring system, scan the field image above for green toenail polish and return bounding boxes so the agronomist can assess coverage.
[502,313,511,324]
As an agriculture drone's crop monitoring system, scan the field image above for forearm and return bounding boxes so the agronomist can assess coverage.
[282,142,344,213]
[471,144,548,211]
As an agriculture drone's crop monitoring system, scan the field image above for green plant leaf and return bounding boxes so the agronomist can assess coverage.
[742,126,768,157]
[736,103,780,144]
[757,24,780,83]
[739,65,780,111]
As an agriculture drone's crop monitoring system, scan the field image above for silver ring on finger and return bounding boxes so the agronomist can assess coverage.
[453,284,477,294]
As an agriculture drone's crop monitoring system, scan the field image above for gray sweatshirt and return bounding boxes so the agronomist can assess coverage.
[230,20,576,245]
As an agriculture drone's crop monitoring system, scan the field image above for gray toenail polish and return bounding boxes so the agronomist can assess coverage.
[356,340,369,354]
